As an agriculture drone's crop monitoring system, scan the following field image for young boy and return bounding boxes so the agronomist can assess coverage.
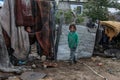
[68,24,79,64]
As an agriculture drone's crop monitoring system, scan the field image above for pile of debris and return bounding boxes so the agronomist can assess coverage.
[94,21,120,59]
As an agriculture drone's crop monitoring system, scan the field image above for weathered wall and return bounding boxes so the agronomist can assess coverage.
[57,25,96,60]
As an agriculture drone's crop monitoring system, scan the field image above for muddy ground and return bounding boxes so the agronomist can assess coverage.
[0,56,120,80]
[1,43,120,80]
[30,56,120,80]
[41,58,120,80]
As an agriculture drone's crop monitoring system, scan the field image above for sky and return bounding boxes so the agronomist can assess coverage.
[108,0,120,13]
[118,0,120,3]
[108,8,119,13]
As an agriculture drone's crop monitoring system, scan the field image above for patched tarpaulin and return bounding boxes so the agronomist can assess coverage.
[15,0,41,27]
[0,24,19,72]
[15,0,55,57]
[0,0,55,71]
[35,0,52,56]
[0,0,30,60]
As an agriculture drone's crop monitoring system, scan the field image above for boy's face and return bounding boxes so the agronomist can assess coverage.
[70,26,75,32]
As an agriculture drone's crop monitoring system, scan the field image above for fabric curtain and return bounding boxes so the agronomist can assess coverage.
[0,0,30,60]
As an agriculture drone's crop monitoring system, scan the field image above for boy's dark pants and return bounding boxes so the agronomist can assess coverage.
[70,48,77,63]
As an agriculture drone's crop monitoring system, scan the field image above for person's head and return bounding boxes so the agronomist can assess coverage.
[69,24,76,32]
[25,27,32,33]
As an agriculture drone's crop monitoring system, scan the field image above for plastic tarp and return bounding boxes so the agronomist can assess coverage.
[0,24,19,72]
[100,21,120,41]
[0,0,29,72]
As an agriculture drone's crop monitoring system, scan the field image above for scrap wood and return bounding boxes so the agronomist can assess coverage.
[83,63,108,80]
[20,72,46,80]
[42,61,58,68]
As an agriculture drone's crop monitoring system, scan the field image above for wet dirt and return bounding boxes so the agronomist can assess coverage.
[1,56,120,80]
[30,57,120,80]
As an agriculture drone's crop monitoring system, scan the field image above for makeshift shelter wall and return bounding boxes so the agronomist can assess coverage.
[0,24,12,71]
[0,0,30,60]
[14,0,55,57]
[0,23,19,72]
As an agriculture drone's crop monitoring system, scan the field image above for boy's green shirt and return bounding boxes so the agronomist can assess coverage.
[68,31,79,49]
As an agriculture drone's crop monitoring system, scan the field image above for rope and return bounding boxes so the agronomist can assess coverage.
[83,63,108,80]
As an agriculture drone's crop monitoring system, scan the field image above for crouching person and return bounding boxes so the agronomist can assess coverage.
[68,24,79,64]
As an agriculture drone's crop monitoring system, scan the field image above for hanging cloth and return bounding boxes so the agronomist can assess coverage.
[15,0,40,27]
[36,0,52,57]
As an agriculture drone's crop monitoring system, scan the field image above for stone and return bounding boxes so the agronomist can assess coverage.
[0,73,13,80]
[20,72,46,80]
[97,63,103,66]
[8,76,20,80]
[43,62,58,68]
[31,64,37,69]
[91,57,96,62]
[36,56,41,60]
[41,55,46,62]
[96,56,101,61]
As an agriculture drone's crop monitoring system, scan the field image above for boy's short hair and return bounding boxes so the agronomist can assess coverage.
[69,24,77,30]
